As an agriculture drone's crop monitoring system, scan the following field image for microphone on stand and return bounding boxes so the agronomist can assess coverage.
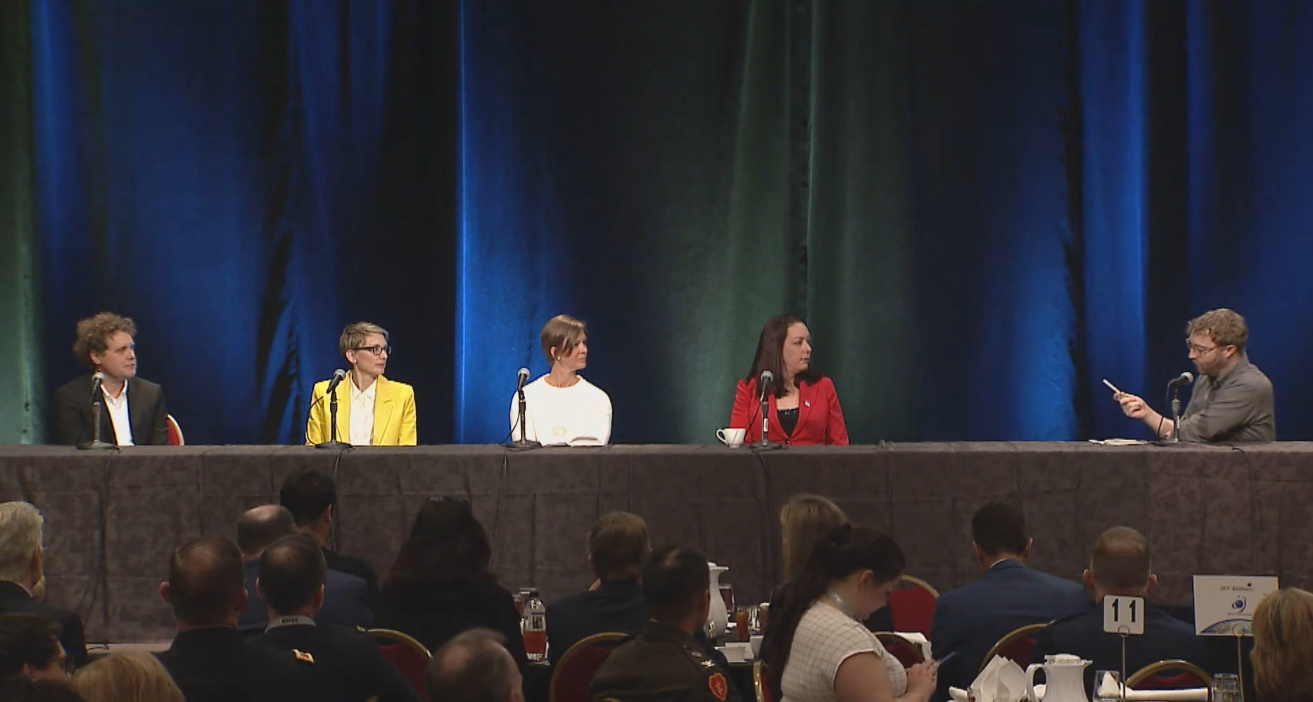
[90,371,105,397]
[1168,372,1194,388]
[325,369,347,394]
[314,370,352,449]
[508,367,541,451]
[78,371,115,450]
[754,370,783,451]
[1166,371,1194,443]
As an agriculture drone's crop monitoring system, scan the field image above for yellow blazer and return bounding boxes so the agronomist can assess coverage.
[305,374,417,446]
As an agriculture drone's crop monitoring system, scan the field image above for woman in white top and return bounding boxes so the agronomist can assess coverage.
[508,314,613,445]
[764,525,938,702]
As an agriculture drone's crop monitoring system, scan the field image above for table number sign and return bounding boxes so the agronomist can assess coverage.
[1103,595,1145,635]
[1193,575,1279,636]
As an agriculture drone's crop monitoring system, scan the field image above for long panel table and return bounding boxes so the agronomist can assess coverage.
[0,442,1307,643]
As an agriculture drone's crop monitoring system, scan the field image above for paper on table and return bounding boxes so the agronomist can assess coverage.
[1096,676,1209,702]
[969,656,1029,702]
[1087,439,1150,446]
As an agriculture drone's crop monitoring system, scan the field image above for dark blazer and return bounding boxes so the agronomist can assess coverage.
[546,579,648,664]
[0,581,89,668]
[374,574,529,672]
[238,561,374,634]
[258,622,420,702]
[1031,603,1210,692]
[53,374,169,446]
[729,376,849,445]
[931,560,1089,698]
[154,626,322,702]
[323,547,378,601]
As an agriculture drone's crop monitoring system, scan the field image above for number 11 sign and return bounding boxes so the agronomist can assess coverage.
[1103,595,1145,635]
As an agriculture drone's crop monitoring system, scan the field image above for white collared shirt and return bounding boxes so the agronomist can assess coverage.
[348,374,376,446]
[102,380,135,447]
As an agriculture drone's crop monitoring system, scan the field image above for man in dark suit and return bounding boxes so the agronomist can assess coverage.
[255,534,418,702]
[546,511,650,664]
[155,536,321,702]
[236,505,373,634]
[52,312,169,446]
[932,502,1089,698]
[280,468,378,598]
[1031,527,1209,690]
[0,502,88,669]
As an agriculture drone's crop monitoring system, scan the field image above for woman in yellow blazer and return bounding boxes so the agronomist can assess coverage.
[305,322,417,446]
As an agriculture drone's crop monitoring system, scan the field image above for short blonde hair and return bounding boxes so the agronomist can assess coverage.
[540,315,586,368]
[73,313,137,369]
[71,651,185,702]
[338,322,389,356]
[1186,308,1248,352]
[780,494,848,581]
[1252,588,1313,702]
[0,502,43,583]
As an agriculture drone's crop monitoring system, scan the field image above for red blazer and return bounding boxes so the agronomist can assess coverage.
[729,376,849,446]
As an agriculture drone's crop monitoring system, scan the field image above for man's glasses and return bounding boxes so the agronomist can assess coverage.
[1185,340,1218,355]
[354,345,392,356]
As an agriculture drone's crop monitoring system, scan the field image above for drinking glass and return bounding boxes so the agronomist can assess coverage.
[1211,673,1240,702]
[1092,670,1121,702]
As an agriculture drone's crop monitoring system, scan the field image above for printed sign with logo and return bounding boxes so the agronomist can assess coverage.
[1192,575,1279,636]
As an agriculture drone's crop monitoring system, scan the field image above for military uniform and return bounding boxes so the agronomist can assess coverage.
[155,626,325,702]
[257,615,420,702]
[590,621,742,702]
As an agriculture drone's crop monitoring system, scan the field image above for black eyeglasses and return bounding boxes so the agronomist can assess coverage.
[353,345,392,356]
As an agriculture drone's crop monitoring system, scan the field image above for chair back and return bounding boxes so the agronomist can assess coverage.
[753,660,775,702]
[166,414,184,446]
[369,628,432,700]
[874,632,927,668]
[888,575,939,636]
[549,632,629,702]
[1127,660,1212,690]
[979,623,1048,672]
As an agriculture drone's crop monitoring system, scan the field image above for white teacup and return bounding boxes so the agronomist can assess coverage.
[716,428,746,448]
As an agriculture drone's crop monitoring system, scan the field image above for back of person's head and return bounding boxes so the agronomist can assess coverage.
[1088,526,1152,595]
[69,651,184,702]
[779,494,849,581]
[258,534,327,615]
[163,537,246,627]
[385,497,491,597]
[235,505,297,557]
[765,525,905,697]
[1252,588,1313,702]
[588,512,648,582]
[0,677,84,702]
[0,613,63,679]
[0,502,44,583]
[278,468,336,527]
[427,628,523,702]
[642,545,710,624]
[971,502,1029,557]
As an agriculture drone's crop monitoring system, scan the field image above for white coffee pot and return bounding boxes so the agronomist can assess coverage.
[1026,654,1092,702]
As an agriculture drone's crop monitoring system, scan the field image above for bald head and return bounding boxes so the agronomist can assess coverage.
[163,537,246,628]
[236,505,297,557]
[427,629,522,702]
[1088,526,1153,597]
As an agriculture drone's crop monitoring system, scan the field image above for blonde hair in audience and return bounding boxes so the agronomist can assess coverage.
[1252,588,1313,702]
[779,494,848,581]
[71,651,185,702]
[0,502,43,583]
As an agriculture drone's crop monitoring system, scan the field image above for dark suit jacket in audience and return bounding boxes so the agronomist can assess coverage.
[1031,603,1209,691]
[238,561,373,634]
[155,626,323,702]
[53,374,169,446]
[374,574,530,672]
[931,559,1089,698]
[324,547,378,600]
[258,620,420,702]
[0,581,89,668]
[546,579,648,664]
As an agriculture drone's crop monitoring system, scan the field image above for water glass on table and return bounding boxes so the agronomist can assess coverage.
[1211,674,1240,702]
[1092,670,1121,702]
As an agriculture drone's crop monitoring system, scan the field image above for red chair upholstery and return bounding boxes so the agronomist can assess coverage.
[1127,660,1212,690]
[369,629,432,700]
[888,575,939,636]
[753,661,774,702]
[166,414,184,446]
[874,631,927,668]
[979,623,1048,672]
[549,632,628,702]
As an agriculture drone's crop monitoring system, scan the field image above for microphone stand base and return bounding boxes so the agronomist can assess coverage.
[506,440,543,451]
[314,440,353,449]
[751,441,785,452]
[77,440,116,451]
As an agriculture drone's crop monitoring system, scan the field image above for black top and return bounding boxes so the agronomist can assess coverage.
[591,621,742,702]
[257,622,420,702]
[154,627,322,702]
[323,547,379,602]
[777,408,799,438]
[546,579,648,664]
[0,581,89,669]
[373,574,529,672]
[52,374,170,446]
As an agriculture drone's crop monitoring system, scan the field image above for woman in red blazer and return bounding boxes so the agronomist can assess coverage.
[729,315,849,445]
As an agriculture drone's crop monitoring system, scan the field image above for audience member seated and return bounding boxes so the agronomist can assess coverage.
[932,502,1087,697]
[280,468,379,598]
[590,545,741,702]
[154,536,320,702]
[0,676,85,702]
[546,512,650,664]
[0,613,70,680]
[235,505,372,634]
[763,525,936,702]
[427,628,524,702]
[374,498,529,672]
[254,534,419,702]
[0,502,88,669]
[1031,527,1208,691]
[1251,587,1313,702]
[69,651,184,702]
